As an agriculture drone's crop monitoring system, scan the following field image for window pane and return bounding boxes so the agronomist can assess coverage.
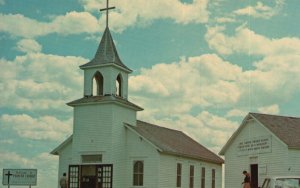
[189,165,194,188]
[212,169,215,188]
[201,167,206,188]
[177,163,182,187]
[133,161,144,186]
[81,155,102,163]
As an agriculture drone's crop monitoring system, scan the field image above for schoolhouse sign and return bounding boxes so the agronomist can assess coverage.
[2,169,37,186]
[237,135,272,156]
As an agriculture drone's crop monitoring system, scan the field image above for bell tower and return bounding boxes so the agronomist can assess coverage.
[80,0,131,99]
[67,0,142,165]
[80,27,131,99]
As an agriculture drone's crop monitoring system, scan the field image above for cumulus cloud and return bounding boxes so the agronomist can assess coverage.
[205,25,300,56]
[215,17,236,23]
[0,0,210,38]
[258,104,280,114]
[130,54,242,115]
[0,152,33,168]
[205,24,300,107]
[0,52,87,111]
[17,39,42,53]
[80,0,209,32]
[226,109,248,118]
[130,25,300,150]
[0,11,99,38]
[0,114,72,140]
[234,0,284,19]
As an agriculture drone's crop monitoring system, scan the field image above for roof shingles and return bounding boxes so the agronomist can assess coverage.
[127,120,224,164]
[251,113,300,149]
[80,27,131,71]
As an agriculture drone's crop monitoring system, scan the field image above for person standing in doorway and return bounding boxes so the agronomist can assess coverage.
[242,170,251,188]
[60,172,67,188]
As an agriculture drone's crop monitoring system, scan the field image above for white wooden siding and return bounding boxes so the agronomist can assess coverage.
[71,102,137,187]
[57,95,223,188]
[224,119,291,188]
[125,126,160,188]
[288,149,300,174]
[158,154,222,188]
[56,141,72,188]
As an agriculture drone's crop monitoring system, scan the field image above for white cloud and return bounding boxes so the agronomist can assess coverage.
[80,0,209,32]
[215,17,236,23]
[258,104,280,114]
[0,52,87,110]
[130,54,242,115]
[0,151,33,168]
[0,11,99,38]
[50,11,99,34]
[234,0,284,19]
[205,24,300,110]
[0,114,72,140]
[0,0,209,38]
[17,39,42,53]
[0,139,14,144]
[205,25,300,56]
[131,26,300,149]
[226,109,248,118]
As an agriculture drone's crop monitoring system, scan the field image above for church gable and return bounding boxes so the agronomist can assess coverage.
[220,112,300,155]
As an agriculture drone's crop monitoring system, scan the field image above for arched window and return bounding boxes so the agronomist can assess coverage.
[92,72,103,96]
[133,161,143,186]
[115,74,122,96]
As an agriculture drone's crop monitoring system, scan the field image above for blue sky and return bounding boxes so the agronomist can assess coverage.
[1,0,300,187]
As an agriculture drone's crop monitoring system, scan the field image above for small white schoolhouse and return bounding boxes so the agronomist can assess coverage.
[220,113,300,188]
[51,2,224,188]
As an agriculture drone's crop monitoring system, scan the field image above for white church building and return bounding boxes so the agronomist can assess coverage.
[219,113,300,188]
[51,4,224,188]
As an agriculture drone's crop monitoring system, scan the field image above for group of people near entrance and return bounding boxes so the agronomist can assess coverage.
[242,170,251,188]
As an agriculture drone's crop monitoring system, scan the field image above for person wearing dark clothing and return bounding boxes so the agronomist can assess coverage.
[60,172,67,188]
[242,170,251,188]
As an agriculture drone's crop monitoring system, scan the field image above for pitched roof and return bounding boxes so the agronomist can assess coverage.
[219,112,300,155]
[67,95,143,111]
[251,113,300,149]
[50,135,72,155]
[126,120,224,164]
[80,27,131,72]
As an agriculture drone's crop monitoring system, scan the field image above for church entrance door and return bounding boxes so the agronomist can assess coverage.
[68,164,113,188]
[81,165,96,188]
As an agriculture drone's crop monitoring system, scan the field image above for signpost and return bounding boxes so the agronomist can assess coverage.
[2,169,37,188]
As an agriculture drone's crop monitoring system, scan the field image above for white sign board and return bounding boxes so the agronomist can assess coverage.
[2,169,37,186]
[237,135,272,156]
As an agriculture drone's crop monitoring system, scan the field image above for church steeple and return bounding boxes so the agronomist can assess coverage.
[79,0,132,98]
[80,27,131,72]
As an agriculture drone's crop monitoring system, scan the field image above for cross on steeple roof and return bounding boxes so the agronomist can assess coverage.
[100,0,115,28]
[80,0,131,72]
